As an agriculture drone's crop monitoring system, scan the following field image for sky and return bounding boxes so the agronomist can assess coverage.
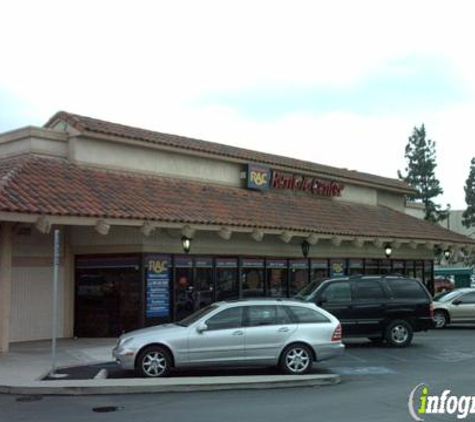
[1,0,475,209]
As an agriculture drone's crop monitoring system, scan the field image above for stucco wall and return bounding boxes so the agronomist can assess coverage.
[377,191,405,212]
[0,127,67,160]
[10,229,66,342]
[337,184,377,206]
[70,137,242,187]
[70,226,433,260]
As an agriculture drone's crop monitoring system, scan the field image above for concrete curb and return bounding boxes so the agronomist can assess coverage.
[0,374,340,396]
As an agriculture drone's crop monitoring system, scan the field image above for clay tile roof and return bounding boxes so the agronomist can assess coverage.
[0,155,471,245]
[44,111,415,194]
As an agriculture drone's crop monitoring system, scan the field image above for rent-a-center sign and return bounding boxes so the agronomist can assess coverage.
[247,164,344,197]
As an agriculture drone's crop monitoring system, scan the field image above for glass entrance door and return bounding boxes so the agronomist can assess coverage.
[75,255,141,337]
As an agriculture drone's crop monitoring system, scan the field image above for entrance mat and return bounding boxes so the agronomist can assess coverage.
[41,364,105,381]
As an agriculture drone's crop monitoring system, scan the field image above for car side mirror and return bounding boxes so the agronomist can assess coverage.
[452,299,462,306]
[196,323,208,333]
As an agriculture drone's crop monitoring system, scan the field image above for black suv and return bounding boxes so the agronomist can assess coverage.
[296,275,434,347]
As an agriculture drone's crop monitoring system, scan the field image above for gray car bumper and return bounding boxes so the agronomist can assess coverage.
[313,342,345,362]
[112,346,137,370]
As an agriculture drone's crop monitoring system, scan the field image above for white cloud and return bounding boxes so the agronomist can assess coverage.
[1,0,475,208]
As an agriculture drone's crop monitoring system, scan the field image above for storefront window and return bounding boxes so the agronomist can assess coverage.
[406,261,415,278]
[348,259,363,276]
[216,258,238,300]
[415,261,424,282]
[392,260,405,276]
[194,257,214,308]
[311,259,329,286]
[267,259,288,297]
[424,260,434,293]
[174,255,194,321]
[365,259,379,275]
[289,259,309,297]
[242,258,265,298]
[380,259,392,275]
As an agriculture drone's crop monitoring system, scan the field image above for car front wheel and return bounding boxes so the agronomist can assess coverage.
[384,320,413,347]
[280,344,313,375]
[137,346,172,378]
[433,310,448,329]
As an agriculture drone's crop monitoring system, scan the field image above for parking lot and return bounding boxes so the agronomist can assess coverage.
[2,325,474,422]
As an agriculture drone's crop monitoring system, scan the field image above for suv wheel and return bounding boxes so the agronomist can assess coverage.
[280,344,313,375]
[433,310,448,329]
[384,320,413,347]
[137,346,172,378]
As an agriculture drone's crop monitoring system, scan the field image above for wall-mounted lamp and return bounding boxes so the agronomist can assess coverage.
[301,240,310,258]
[443,249,451,260]
[181,236,192,254]
[384,243,392,259]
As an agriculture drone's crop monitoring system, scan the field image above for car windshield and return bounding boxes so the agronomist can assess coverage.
[294,279,323,300]
[433,290,464,303]
[175,304,218,327]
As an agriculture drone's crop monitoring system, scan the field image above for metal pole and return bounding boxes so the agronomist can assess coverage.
[50,229,66,378]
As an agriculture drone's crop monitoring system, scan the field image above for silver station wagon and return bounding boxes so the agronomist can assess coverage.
[113,299,344,377]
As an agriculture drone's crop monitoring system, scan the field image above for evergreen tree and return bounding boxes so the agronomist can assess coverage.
[462,158,475,228]
[398,124,445,222]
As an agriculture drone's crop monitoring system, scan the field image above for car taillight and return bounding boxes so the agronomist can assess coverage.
[429,302,434,319]
[331,323,342,341]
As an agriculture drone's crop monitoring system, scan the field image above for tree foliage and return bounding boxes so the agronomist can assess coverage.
[398,124,445,222]
[462,157,475,228]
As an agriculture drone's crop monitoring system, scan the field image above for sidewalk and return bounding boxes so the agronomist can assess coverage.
[0,338,340,395]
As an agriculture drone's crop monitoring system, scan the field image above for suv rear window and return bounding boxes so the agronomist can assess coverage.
[386,278,427,299]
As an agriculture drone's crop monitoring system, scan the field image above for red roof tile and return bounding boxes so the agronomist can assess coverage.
[45,111,415,194]
[0,155,471,245]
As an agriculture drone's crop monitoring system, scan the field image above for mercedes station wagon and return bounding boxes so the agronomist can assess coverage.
[113,299,344,377]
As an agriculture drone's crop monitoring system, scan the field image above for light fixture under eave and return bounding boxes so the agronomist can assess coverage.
[301,240,310,258]
[384,243,392,259]
[443,248,451,260]
[181,236,192,254]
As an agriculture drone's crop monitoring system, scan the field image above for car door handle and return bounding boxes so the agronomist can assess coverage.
[278,327,290,333]
[232,330,244,336]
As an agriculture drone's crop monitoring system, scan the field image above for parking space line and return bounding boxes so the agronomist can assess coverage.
[377,352,409,362]
[343,352,367,362]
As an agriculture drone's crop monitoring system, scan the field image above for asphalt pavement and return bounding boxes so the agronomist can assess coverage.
[1,325,475,421]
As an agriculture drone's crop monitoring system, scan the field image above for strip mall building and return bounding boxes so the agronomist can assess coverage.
[0,112,473,351]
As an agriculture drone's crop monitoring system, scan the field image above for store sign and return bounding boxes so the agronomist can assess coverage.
[145,254,171,318]
[216,258,238,268]
[267,259,287,269]
[289,259,309,269]
[247,164,272,190]
[330,259,346,277]
[247,164,344,197]
[242,258,264,268]
[195,257,213,267]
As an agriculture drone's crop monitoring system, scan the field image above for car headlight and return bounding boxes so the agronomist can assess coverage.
[118,337,134,348]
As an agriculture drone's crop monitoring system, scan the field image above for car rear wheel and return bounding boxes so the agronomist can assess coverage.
[433,310,448,329]
[384,320,413,347]
[280,344,313,375]
[137,346,172,378]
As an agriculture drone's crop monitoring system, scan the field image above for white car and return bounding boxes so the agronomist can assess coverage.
[433,288,475,328]
[113,299,344,377]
